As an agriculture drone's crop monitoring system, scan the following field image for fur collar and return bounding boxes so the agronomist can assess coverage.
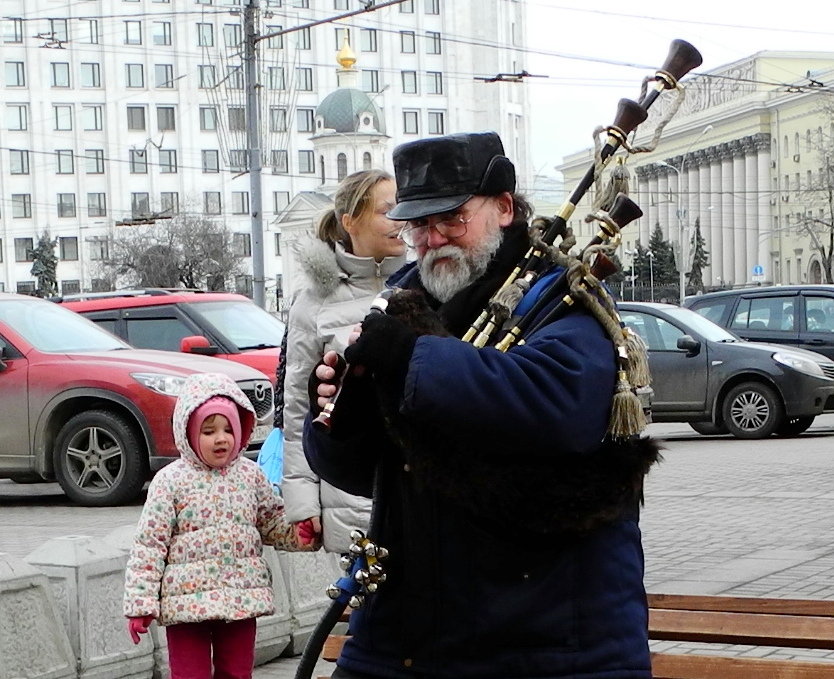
[296,237,345,299]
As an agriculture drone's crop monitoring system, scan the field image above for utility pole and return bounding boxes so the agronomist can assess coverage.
[244,0,265,308]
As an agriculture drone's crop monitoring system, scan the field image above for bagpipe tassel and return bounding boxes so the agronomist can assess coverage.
[622,328,651,389]
[608,369,647,439]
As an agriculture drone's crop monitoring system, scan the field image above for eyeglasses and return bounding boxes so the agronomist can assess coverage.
[397,197,489,248]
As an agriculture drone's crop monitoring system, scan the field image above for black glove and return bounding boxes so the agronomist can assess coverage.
[307,354,347,415]
[344,313,417,402]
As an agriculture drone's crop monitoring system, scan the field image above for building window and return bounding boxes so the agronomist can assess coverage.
[265,25,283,49]
[82,105,103,131]
[10,149,29,175]
[125,20,142,45]
[274,232,282,256]
[363,152,372,170]
[234,232,252,256]
[297,27,311,49]
[297,108,314,132]
[271,149,288,173]
[296,67,313,91]
[337,153,348,181]
[88,237,109,262]
[16,281,36,295]
[204,192,222,215]
[59,237,79,261]
[81,19,99,44]
[132,192,150,218]
[127,105,146,130]
[426,31,441,54]
[155,64,174,88]
[6,61,25,87]
[157,106,176,131]
[399,0,414,12]
[269,107,287,132]
[273,192,290,213]
[7,104,27,130]
[224,23,242,47]
[54,105,73,131]
[57,193,77,218]
[231,192,250,215]
[160,192,179,215]
[426,71,443,94]
[62,280,81,295]
[267,66,285,89]
[226,65,244,90]
[428,111,445,135]
[85,149,105,174]
[130,149,148,173]
[12,194,32,218]
[87,193,107,217]
[49,18,69,42]
[400,31,415,53]
[199,65,216,88]
[228,106,246,131]
[229,149,248,172]
[159,149,177,173]
[334,0,349,8]
[362,69,380,93]
[402,71,417,94]
[198,23,214,46]
[153,21,171,45]
[15,238,34,261]
[200,106,218,130]
[403,110,419,135]
[202,150,220,173]
[235,275,253,297]
[126,63,144,87]
[298,150,315,173]
[51,62,71,87]
[360,28,378,52]
[56,149,75,174]
[335,27,349,49]
[425,0,439,13]
[4,18,23,43]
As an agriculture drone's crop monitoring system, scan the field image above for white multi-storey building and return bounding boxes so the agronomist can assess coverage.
[0,0,529,309]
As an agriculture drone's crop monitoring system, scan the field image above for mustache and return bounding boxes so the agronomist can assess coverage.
[422,245,464,266]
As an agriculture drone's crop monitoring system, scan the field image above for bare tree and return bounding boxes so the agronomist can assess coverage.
[99,213,245,290]
[797,103,834,283]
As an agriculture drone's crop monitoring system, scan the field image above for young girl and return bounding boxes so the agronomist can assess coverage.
[124,372,312,679]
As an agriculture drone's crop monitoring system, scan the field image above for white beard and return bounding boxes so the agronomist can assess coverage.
[419,224,504,302]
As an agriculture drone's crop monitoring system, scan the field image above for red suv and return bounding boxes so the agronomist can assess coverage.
[58,289,284,384]
[0,293,274,506]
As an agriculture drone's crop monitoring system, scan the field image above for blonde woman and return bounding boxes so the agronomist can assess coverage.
[281,170,406,552]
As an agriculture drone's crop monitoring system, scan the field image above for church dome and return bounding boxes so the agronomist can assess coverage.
[315,88,385,135]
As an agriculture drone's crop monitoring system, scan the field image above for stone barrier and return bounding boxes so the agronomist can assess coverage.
[0,527,337,679]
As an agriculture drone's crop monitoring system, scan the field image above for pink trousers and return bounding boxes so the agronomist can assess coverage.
[166,617,257,679]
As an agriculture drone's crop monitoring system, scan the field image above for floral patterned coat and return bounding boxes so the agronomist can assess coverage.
[123,372,300,626]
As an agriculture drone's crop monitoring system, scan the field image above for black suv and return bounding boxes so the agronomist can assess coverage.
[684,285,834,361]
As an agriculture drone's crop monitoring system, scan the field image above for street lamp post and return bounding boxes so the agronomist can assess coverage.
[648,250,655,302]
[655,124,713,306]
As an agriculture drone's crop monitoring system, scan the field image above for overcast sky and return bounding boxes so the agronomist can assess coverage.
[524,1,834,177]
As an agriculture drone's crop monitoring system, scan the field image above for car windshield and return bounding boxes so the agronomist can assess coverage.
[187,301,285,351]
[0,299,129,352]
[662,306,740,342]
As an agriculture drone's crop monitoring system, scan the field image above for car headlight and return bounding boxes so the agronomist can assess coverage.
[772,352,825,378]
[132,373,188,396]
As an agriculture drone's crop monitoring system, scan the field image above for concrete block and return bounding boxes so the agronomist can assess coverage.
[277,550,341,655]
[25,536,153,679]
[254,549,292,665]
[0,552,76,679]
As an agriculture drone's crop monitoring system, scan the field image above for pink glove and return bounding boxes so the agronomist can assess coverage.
[128,615,154,644]
[296,519,318,545]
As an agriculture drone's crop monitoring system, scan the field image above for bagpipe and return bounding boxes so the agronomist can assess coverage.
[295,39,702,679]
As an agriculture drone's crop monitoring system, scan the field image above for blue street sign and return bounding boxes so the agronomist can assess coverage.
[752,265,764,276]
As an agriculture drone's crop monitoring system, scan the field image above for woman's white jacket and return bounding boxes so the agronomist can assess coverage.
[281,239,406,553]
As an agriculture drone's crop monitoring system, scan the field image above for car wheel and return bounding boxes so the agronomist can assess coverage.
[775,416,815,437]
[689,422,729,436]
[53,410,148,506]
[721,382,784,439]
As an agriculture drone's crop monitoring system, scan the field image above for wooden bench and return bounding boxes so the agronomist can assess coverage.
[319,594,834,678]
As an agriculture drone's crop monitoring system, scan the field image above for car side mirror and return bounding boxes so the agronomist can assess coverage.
[677,334,701,356]
[180,335,219,356]
[0,346,6,372]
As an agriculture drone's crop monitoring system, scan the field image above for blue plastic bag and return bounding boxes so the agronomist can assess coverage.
[257,428,284,495]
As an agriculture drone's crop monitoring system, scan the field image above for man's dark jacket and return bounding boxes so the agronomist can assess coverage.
[303,224,654,679]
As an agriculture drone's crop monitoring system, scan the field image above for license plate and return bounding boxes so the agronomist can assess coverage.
[251,424,272,444]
